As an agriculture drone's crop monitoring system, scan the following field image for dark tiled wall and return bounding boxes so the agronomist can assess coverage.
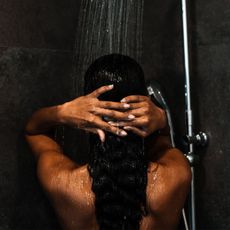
[143,0,230,229]
[1,0,230,229]
[191,0,230,228]
[142,0,186,147]
[0,0,79,50]
[0,48,75,230]
[0,1,80,229]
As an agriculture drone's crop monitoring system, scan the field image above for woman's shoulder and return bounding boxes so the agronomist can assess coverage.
[146,149,191,226]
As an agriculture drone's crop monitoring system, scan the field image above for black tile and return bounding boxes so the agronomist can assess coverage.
[0,0,80,50]
[0,47,73,229]
[143,0,230,228]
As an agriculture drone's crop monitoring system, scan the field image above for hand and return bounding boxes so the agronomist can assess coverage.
[58,85,135,142]
[108,95,167,138]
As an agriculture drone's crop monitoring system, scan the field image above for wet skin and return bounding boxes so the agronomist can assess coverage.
[25,85,191,230]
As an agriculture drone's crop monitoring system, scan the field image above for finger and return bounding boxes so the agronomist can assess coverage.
[99,101,131,110]
[107,121,123,127]
[108,117,148,127]
[123,126,148,138]
[97,129,106,142]
[126,102,147,110]
[84,127,98,134]
[121,95,148,103]
[93,108,135,121]
[84,128,106,142]
[93,117,128,137]
[88,85,114,98]
[127,107,149,117]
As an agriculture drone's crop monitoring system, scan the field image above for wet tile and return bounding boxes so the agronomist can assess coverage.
[0,0,80,50]
[0,47,74,229]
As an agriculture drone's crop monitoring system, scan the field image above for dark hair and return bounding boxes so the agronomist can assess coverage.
[84,54,148,230]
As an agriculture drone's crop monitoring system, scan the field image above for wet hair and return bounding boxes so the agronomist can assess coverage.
[84,54,148,230]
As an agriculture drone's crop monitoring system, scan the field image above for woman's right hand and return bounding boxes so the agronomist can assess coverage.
[58,85,135,142]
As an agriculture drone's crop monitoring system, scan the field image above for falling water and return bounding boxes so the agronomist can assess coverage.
[59,0,145,155]
[73,0,144,97]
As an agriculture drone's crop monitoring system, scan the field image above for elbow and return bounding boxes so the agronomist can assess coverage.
[24,117,34,135]
[24,119,31,141]
[24,132,31,144]
[24,109,40,135]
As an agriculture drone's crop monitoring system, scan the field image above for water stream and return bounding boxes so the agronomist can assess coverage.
[73,0,144,96]
[60,0,145,157]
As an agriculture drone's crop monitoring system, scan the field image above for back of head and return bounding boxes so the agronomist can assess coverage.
[84,53,147,101]
[84,54,148,230]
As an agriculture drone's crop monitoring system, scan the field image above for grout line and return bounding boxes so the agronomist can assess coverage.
[0,45,75,54]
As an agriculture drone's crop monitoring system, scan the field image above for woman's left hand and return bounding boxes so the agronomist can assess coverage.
[108,95,167,138]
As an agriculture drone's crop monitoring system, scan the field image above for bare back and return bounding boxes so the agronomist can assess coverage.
[45,155,190,230]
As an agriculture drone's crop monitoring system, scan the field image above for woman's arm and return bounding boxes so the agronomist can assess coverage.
[25,85,136,158]
[25,105,62,135]
[25,85,135,193]
[25,85,132,136]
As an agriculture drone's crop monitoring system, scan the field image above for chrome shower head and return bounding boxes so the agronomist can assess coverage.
[147,81,168,110]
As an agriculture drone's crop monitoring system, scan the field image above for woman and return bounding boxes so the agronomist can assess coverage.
[25,54,191,229]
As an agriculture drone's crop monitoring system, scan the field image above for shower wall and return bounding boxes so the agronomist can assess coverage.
[0,1,80,229]
[0,0,229,229]
[190,0,230,228]
[142,0,230,229]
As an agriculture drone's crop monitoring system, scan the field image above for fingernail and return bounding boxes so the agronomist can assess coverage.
[121,98,126,103]
[109,121,119,126]
[108,84,114,89]
[128,114,135,120]
[124,126,131,130]
[120,130,128,136]
[123,103,130,109]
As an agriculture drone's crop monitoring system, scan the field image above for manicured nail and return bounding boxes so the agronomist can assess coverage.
[109,121,120,126]
[121,98,126,103]
[108,84,114,89]
[120,130,128,136]
[123,103,130,109]
[128,114,135,120]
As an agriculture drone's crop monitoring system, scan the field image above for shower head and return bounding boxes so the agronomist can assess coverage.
[147,80,168,110]
[147,80,175,147]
